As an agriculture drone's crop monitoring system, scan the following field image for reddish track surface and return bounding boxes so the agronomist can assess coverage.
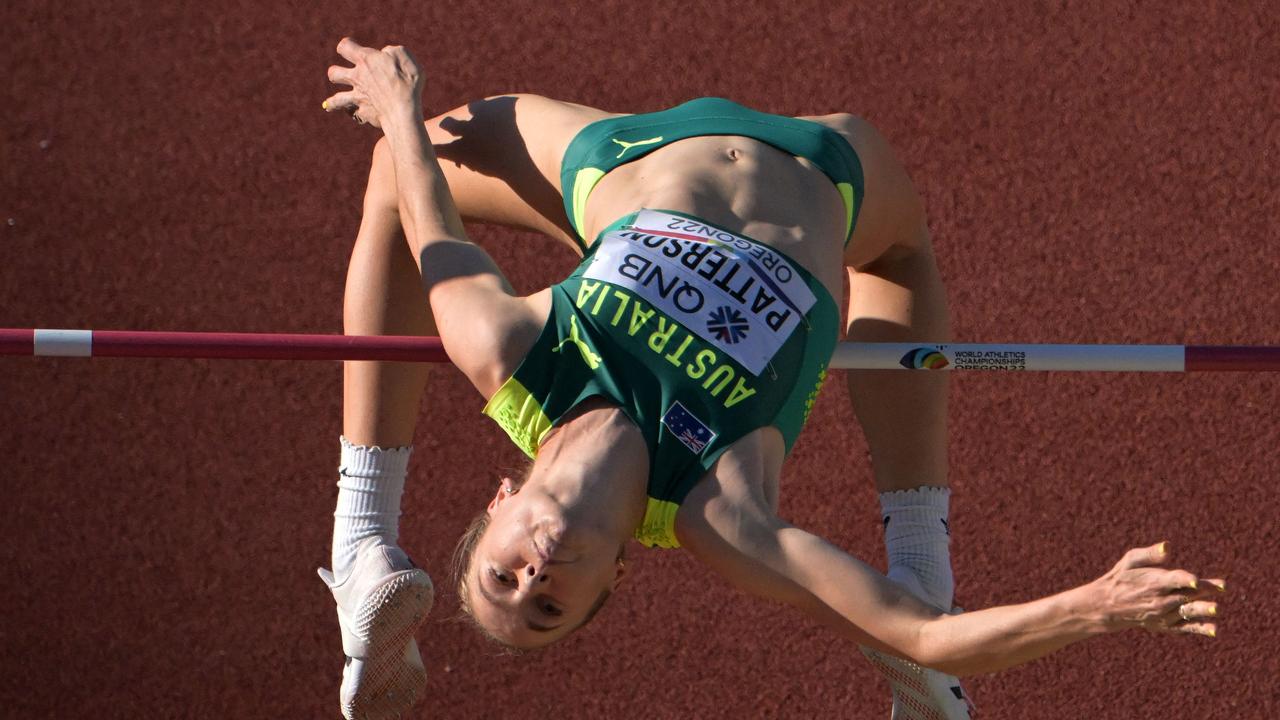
[3,2,1278,718]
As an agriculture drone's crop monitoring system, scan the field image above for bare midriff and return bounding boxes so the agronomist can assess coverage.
[580,135,849,302]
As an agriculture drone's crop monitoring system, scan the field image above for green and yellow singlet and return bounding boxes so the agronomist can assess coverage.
[484,209,839,548]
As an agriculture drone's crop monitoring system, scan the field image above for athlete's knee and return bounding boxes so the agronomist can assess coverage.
[824,112,879,143]
[371,135,396,178]
[363,136,400,211]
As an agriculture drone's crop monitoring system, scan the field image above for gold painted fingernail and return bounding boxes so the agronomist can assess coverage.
[322,100,329,111]
[1207,627,1217,638]
[1157,541,1168,555]
[1189,579,1198,590]
[1208,606,1217,616]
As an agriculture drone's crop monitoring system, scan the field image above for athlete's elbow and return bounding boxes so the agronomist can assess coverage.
[905,647,971,678]
[909,621,993,677]
[913,652,976,678]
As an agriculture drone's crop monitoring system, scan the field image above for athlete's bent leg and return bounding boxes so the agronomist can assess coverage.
[320,137,435,720]
[832,115,954,607]
[845,240,952,611]
[343,138,435,447]
[334,134,435,574]
[846,238,971,719]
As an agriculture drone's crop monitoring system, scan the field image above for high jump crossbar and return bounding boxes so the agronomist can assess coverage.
[2,328,1279,372]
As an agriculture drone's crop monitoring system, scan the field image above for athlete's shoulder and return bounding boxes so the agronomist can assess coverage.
[449,287,553,402]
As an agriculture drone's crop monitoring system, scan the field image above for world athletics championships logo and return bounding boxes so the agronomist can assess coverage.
[899,347,949,370]
[707,305,750,344]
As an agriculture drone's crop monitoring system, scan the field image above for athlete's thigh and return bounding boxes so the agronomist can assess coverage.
[806,113,928,268]
[426,94,618,254]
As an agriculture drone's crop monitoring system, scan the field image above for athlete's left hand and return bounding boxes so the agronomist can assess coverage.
[1090,542,1225,638]
[323,37,422,130]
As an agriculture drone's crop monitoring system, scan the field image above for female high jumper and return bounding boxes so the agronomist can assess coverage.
[315,38,1223,720]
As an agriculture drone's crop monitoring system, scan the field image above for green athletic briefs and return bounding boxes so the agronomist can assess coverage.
[559,97,865,253]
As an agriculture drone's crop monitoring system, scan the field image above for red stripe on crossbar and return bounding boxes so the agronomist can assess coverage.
[0,328,35,355]
[87,331,448,362]
[1185,346,1280,372]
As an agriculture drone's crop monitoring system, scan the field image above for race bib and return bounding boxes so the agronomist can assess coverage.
[584,210,816,375]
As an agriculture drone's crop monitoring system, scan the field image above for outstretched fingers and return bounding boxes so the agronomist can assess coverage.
[327,64,355,87]
[324,41,361,118]
[1155,575,1226,638]
[1173,621,1218,637]
[1199,578,1227,595]
[336,37,373,64]
[1178,600,1220,620]
[1160,568,1200,593]
[1106,542,1227,639]
[322,36,422,131]
[322,90,363,113]
[1120,541,1173,570]
[1170,598,1220,637]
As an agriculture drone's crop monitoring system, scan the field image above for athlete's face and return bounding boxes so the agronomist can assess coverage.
[467,479,625,649]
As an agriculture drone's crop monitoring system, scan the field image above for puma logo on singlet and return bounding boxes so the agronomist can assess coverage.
[611,136,664,159]
[552,316,602,369]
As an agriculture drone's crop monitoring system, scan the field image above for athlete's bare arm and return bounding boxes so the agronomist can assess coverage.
[675,466,1223,676]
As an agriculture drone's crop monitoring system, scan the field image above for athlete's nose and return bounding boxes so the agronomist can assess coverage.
[525,562,549,584]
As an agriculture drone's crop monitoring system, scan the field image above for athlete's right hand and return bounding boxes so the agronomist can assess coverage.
[323,37,423,130]
[1089,542,1224,637]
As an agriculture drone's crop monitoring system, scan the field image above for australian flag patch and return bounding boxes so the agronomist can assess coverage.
[661,401,717,454]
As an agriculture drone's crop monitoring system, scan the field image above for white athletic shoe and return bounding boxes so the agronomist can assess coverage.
[318,537,434,720]
[860,645,974,719]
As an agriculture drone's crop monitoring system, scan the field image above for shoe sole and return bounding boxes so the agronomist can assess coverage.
[343,569,434,720]
[860,647,970,720]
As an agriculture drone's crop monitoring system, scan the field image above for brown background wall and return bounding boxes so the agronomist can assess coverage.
[2,1,1277,717]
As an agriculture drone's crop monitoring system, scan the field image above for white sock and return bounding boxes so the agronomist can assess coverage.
[331,436,411,582]
[880,486,954,611]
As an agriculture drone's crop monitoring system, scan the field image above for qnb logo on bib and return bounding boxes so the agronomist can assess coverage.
[584,210,816,375]
[707,306,749,344]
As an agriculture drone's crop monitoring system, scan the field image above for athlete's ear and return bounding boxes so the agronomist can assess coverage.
[486,476,518,514]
